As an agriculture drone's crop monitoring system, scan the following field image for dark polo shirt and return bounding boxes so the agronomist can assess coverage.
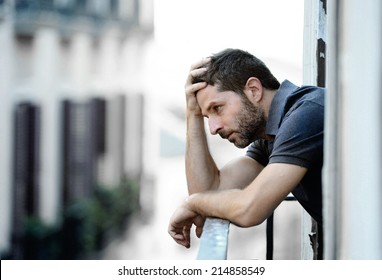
[246,80,325,225]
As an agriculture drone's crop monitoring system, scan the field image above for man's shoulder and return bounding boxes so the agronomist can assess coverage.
[287,84,325,110]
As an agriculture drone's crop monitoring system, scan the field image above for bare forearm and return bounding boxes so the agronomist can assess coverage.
[186,115,220,194]
[186,189,252,226]
[185,187,271,228]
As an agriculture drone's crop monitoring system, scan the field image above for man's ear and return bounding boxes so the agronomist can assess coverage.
[244,77,263,103]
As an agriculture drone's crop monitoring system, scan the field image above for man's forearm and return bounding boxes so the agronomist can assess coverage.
[186,115,219,194]
[186,189,249,226]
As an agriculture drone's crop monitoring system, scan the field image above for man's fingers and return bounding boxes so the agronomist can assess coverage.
[183,224,191,245]
[185,57,210,85]
[173,235,190,248]
[189,57,211,71]
[195,226,203,238]
[185,81,207,95]
[190,67,208,78]
[193,215,205,238]
[185,67,208,86]
[168,226,191,248]
[168,201,202,249]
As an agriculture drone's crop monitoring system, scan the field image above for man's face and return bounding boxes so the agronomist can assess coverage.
[196,85,266,148]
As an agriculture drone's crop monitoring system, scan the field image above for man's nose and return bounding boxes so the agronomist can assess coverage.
[208,118,223,135]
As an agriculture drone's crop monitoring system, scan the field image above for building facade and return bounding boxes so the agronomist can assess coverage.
[0,0,154,259]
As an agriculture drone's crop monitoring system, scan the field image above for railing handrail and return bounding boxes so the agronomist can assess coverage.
[196,217,230,260]
[196,195,297,260]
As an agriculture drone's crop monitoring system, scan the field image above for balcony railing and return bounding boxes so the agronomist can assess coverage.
[197,195,297,260]
[197,218,230,260]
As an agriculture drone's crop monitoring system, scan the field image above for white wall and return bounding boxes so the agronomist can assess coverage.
[325,0,382,259]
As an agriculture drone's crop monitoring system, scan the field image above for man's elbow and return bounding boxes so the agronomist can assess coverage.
[229,205,268,228]
[187,172,221,195]
[187,186,204,195]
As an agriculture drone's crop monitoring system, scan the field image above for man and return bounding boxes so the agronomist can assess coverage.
[168,49,325,256]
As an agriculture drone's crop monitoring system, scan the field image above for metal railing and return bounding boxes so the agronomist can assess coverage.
[196,195,297,260]
[197,217,230,260]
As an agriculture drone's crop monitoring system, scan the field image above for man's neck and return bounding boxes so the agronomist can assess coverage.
[262,88,278,121]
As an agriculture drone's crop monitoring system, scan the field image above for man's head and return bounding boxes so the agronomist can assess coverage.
[194,49,279,148]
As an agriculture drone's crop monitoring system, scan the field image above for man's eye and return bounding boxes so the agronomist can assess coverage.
[214,105,222,112]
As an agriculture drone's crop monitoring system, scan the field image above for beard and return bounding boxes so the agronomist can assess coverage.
[219,95,266,148]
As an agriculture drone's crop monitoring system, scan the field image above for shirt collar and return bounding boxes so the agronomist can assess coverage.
[265,80,299,136]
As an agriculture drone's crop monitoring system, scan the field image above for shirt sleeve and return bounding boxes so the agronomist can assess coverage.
[269,100,324,168]
[245,139,269,167]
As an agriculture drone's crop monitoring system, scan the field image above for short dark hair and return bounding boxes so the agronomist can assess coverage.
[192,48,280,94]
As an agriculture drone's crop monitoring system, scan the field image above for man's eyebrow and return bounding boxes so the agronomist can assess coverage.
[199,101,214,117]
[204,101,220,114]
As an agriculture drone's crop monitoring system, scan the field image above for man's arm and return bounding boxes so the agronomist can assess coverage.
[169,163,307,247]
[184,58,219,194]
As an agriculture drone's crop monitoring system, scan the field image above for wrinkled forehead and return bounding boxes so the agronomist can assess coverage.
[196,85,220,107]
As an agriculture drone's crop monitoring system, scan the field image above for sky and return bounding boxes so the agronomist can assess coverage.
[150,0,305,109]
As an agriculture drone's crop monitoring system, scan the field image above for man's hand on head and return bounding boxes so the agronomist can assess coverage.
[184,57,210,116]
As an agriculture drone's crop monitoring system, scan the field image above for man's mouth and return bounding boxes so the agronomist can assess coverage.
[219,131,230,139]
[228,133,236,142]
[226,132,235,143]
